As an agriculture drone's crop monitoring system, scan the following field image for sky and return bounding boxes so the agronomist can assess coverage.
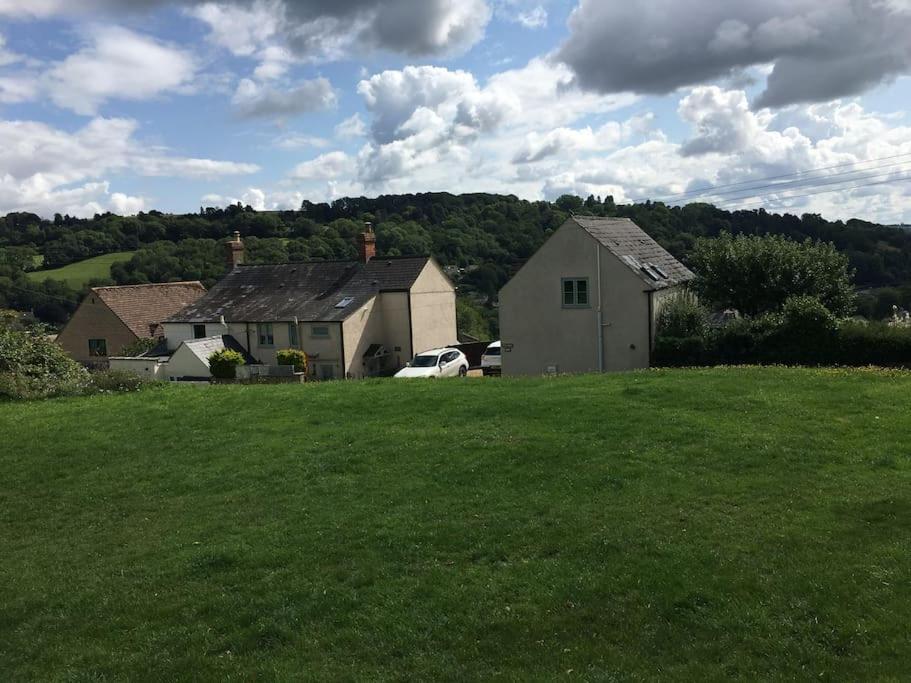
[0,0,910,223]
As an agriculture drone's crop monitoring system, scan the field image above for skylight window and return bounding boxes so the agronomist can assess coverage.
[335,296,355,308]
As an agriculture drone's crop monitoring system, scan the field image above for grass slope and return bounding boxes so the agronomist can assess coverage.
[1,368,909,680]
[26,251,136,289]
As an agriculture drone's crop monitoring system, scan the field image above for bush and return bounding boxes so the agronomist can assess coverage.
[276,348,308,373]
[691,232,855,316]
[90,369,148,393]
[836,321,911,367]
[779,296,838,339]
[652,335,707,366]
[0,326,90,400]
[119,337,159,357]
[656,291,707,339]
[208,349,244,379]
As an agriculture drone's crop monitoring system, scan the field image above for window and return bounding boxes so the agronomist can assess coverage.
[411,354,439,367]
[257,323,274,347]
[311,325,330,339]
[192,324,207,339]
[88,339,107,357]
[335,296,355,309]
[319,364,335,380]
[562,278,590,307]
[288,323,299,347]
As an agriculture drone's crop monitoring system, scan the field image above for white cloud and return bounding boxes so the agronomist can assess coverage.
[351,58,637,186]
[273,132,331,150]
[515,6,547,29]
[109,192,145,215]
[335,113,367,139]
[202,187,304,210]
[0,117,259,217]
[43,25,196,115]
[290,151,355,180]
[231,76,336,119]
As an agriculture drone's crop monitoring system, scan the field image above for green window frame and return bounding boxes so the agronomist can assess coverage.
[88,338,107,357]
[311,325,330,339]
[288,322,299,347]
[562,278,590,308]
[192,324,207,339]
[257,323,274,347]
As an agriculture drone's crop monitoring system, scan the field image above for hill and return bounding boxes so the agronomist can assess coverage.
[5,192,911,327]
[25,251,136,289]
[1,368,908,679]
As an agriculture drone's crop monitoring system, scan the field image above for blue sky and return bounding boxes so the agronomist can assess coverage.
[0,0,909,222]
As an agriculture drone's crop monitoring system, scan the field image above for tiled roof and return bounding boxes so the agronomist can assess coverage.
[167,256,431,323]
[93,281,207,337]
[571,216,695,290]
[182,335,257,366]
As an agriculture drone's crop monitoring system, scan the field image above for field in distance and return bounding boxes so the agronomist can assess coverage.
[25,251,136,289]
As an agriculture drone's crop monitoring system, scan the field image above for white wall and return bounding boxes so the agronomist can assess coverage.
[500,221,600,376]
[108,356,166,379]
[410,260,458,355]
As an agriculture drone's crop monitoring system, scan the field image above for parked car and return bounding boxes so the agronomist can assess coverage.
[394,348,469,378]
[481,340,501,376]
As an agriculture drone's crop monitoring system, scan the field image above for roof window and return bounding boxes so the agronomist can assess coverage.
[335,296,355,308]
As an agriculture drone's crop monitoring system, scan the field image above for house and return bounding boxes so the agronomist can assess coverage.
[499,216,694,375]
[159,227,458,379]
[55,281,207,367]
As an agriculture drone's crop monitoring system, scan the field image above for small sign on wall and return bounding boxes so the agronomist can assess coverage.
[502,342,514,353]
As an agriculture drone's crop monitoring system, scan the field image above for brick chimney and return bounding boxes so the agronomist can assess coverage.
[357,222,376,263]
[225,231,244,269]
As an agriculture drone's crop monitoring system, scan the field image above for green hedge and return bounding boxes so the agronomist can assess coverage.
[655,320,911,368]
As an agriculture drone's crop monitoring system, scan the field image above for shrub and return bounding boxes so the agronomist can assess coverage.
[208,349,244,379]
[90,369,148,393]
[276,348,308,373]
[0,326,90,400]
[836,321,911,367]
[652,335,707,366]
[656,291,708,339]
[691,232,856,316]
[779,296,838,339]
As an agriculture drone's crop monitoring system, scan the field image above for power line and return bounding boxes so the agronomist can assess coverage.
[714,174,911,211]
[630,151,911,203]
[666,160,911,203]
[697,166,911,205]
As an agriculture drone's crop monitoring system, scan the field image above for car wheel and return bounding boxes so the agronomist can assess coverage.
[459,365,467,377]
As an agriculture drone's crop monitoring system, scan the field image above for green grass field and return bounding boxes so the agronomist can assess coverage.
[26,251,136,289]
[1,368,909,680]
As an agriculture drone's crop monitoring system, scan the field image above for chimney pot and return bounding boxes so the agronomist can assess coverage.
[225,232,245,269]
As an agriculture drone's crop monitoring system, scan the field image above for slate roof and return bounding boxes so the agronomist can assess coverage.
[167,256,431,323]
[92,281,207,337]
[571,216,695,290]
[182,335,257,366]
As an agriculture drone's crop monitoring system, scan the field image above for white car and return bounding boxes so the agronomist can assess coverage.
[394,348,469,378]
[481,340,501,376]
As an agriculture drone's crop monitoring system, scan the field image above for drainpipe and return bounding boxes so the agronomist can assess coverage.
[596,243,604,372]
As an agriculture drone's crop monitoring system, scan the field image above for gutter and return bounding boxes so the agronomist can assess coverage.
[647,290,654,368]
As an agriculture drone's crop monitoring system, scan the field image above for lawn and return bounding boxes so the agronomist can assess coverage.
[0,367,909,680]
[26,251,136,289]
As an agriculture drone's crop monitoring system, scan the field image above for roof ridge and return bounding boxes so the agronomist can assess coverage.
[92,281,204,291]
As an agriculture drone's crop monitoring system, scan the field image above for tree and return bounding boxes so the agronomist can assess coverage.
[690,232,856,316]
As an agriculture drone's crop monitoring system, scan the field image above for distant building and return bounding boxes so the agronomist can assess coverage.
[56,282,207,367]
[158,227,457,380]
[499,216,694,375]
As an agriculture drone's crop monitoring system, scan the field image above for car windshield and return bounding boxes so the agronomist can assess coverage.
[411,354,439,367]
[485,347,501,356]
